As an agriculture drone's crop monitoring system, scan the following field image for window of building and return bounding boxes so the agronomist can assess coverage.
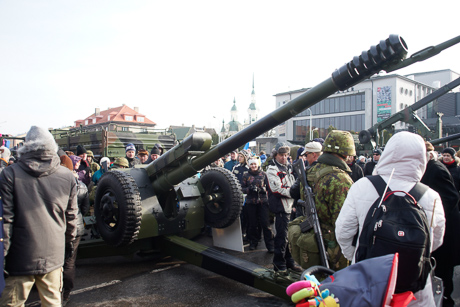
[345,96,351,112]
[345,116,351,131]
[137,116,144,122]
[339,97,345,112]
[108,115,110,121]
[122,127,129,131]
[125,115,133,121]
[85,120,88,125]
[350,95,356,111]
[92,118,96,124]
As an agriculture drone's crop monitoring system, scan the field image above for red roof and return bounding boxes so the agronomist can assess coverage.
[74,105,156,127]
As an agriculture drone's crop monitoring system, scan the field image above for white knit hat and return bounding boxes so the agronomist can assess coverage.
[301,141,322,155]
[0,146,11,160]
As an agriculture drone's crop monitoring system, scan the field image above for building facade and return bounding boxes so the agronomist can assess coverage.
[274,69,459,144]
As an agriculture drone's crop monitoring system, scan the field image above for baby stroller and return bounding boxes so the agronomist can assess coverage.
[289,253,443,307]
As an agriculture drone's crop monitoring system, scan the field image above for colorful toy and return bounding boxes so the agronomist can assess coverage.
[291,287,317,303]
[286,280,315,296]
[287,274,340,307]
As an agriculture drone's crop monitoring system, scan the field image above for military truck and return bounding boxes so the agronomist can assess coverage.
[50,124,176,159]
[76,34,459,301]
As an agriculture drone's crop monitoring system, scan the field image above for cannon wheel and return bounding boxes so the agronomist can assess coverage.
[358,129,372,144]
[200,167,243,228]
[94,170,142,247]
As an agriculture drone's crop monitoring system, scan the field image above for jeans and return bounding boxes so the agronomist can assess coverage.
[273,211,295,270]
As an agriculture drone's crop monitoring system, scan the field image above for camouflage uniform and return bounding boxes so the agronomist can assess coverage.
[87,150,100,174]
[305,131,355,270]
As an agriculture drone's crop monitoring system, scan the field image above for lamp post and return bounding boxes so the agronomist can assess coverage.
[307,108,313,141]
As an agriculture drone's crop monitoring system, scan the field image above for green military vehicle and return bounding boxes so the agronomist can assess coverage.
[50,124,177,159]
[74,34,459,302]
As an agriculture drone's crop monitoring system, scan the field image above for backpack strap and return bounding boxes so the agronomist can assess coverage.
[352,175,387,247]
[367,175,390,196]
[407,182,429,203]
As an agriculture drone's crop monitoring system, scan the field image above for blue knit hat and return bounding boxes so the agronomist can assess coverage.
[125,143,136,153]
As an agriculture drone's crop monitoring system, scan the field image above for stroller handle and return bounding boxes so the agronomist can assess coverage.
[300,265,335,281]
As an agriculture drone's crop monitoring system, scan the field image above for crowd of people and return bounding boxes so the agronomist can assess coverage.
[209,133,459,306]
[1,126,460,306]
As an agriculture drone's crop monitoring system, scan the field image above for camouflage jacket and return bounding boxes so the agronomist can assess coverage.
[90,161,100,174]
[306,153,353,228]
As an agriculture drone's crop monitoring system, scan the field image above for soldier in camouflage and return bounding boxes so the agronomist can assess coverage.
[306,130,354,270]
[86,150,100,174]
[111,157,129,169]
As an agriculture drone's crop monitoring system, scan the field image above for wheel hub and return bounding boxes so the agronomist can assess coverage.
[100,193,118,226]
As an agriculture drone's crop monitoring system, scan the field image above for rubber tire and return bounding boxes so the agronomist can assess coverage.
[358,129,372,144]
[200,167,243,229]
[94,170,142,247]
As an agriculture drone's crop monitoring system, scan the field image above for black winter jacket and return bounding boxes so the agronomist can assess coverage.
[363,160,377,176]
[348,161,364,183]
[442,158,460,193]
[0,150,78,275]
[421,160,460,285]
[241,168,268,204]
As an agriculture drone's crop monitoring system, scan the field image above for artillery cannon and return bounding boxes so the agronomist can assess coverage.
[79,34,459,300]
[91,34,409,248]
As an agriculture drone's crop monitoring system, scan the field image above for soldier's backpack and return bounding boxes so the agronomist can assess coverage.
[354,175,432,294]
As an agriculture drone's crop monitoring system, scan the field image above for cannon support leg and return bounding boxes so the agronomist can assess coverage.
[158,235,300,301]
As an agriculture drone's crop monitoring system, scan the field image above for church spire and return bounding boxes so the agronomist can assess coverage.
[247,74,258,125]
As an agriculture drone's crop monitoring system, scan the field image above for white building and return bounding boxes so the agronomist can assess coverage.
[274,69,459,143]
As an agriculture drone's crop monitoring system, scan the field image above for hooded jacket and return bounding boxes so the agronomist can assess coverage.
[0,128,78,276]
[266,159,295,213]
[336,132,445,307]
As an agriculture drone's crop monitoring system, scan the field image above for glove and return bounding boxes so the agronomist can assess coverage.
[250,185,259,193]
[65,241,74,260]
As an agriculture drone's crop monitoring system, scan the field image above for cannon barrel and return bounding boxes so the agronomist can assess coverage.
[429,132,460,146]
[148,34,408,193]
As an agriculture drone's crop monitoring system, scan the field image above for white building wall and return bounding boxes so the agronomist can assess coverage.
[407,70,460,92]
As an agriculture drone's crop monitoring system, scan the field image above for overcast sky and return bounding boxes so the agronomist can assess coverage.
[1,1,459,136]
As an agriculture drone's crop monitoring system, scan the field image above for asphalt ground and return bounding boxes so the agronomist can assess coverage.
[21,233,460,307]
[24,234,292,307]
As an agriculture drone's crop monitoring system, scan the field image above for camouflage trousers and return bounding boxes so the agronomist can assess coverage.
[288,217,347,270]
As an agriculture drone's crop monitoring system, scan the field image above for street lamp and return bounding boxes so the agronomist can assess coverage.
[307,108,313,140]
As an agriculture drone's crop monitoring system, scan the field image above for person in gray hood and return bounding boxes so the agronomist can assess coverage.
[0,126,78,307]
